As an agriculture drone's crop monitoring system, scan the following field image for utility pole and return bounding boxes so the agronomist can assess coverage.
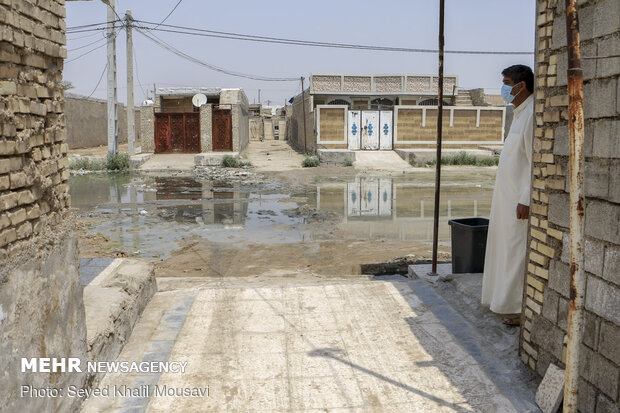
[258,89,261,105]
[125,10,135,156]
[301,76,307,154]
[106,0,118,154]
[431,0,445,275]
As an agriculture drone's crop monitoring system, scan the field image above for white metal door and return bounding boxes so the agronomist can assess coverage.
[378,178,392,216]
[347,180,360,216]
[360,178,379,216]
[361,111,379,150]
[348,110,361,150]
[379,111,393,150]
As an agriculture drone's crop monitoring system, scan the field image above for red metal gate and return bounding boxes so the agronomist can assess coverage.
[155,113,200,153]
[212,108,233,151]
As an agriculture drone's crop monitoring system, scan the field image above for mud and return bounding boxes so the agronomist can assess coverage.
[71,166,494,279]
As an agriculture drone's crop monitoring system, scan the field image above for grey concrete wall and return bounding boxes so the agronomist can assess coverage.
[522,2,620,412]
[200,104,213,152]
[288,91,315,153]
[249,117,264,141]
[1,230,87,413]
[231,103,249,153]
[65,96,141,149]
[140,106,155,153]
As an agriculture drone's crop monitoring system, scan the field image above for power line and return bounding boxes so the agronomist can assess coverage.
[66,27,122,63]
[135,20,535,55]
[136,28,298,81]
[87,62,109,97]
[152,0,183,29]
[67,20,121,32]
[68,36,106,52]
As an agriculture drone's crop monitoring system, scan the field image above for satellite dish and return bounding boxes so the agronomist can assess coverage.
[142,99,154,106]
[192,93,207,107]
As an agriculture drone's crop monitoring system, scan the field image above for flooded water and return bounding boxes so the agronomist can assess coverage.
[70,171,494,259]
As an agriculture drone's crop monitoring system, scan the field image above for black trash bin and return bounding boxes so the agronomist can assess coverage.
[448,217,489,273]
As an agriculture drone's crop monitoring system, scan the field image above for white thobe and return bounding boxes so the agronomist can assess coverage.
[481,94,534,314]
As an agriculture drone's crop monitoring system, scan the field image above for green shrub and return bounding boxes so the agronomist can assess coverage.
[302,154,320,167]
[69,157,107,171]
[409,151,498,167]
[343,157,353,167]
[222,155,239,168]
[106,153,130,170]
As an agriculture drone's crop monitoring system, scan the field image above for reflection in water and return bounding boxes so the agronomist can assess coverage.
[70,173,493,258]
[316,176,491,242]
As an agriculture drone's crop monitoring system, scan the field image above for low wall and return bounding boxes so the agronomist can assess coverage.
[65,95,141,149]
[394,106,505,148]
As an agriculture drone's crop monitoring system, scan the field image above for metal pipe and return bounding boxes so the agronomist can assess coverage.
[301,76,308,154]
[431,0,445,275]
[563,0,586,411]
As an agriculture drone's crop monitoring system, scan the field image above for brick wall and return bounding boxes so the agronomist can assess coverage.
[0,0,70,251]
[520,1,619,412]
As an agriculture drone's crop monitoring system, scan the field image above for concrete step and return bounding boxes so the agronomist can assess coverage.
[407,263,540,412]
[353,150,412,171]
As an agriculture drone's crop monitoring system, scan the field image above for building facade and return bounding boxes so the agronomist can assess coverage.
[140,87,249,155]
[288,74,506,155]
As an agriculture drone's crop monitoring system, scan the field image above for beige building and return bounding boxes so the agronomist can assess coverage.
[249,104,287,141]
[288,74,506,160]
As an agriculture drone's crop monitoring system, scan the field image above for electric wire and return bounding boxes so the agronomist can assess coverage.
[87,62,109,98]
[68,36,107,52]
[136,28,299,81]
[66,27,122,63]
[135,20,535,55]
[67,20,122,31]
[152,0,184,29]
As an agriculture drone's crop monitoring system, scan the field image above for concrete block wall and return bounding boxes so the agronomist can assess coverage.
[65,95,141,149]
[199,104,212,152]
[288,91,315,153]
[140,105,154,153]
[0,1,89,412]
[520,1,620,412]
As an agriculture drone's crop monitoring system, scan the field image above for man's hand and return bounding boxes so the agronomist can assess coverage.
[516,203,529,220]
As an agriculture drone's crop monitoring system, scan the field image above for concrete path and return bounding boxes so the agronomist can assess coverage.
[82,277,521,412]
[139,154,195,172]
[246,140,304,172]
[354,151,412,172]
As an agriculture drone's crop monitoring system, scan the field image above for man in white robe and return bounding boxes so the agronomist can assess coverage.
[481,65,534,325]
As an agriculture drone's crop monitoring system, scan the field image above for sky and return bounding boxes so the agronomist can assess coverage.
[64,0,536,107]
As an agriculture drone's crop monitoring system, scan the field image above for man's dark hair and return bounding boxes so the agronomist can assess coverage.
[502,65,534,93]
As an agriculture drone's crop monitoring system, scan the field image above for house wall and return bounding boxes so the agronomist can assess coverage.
[0,1,88,412]
[200,104,212,152]
[140,105,155,153]
[288,91,314,153]
[249,117,263,140]
[65,96,141,149]
[520,2,620,412]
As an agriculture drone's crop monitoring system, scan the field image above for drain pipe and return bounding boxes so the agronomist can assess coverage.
[431,0,445,275]
[563,0,586,411]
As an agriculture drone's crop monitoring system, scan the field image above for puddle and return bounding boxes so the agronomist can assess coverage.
[70,172,493,259]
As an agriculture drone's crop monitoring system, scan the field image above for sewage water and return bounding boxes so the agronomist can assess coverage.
[70,172,494,259]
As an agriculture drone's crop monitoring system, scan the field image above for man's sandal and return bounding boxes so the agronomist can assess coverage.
[502,316,521,326]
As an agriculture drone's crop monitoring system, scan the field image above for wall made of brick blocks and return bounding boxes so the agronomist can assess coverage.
[0,0,70,254]
[521,1,620,411]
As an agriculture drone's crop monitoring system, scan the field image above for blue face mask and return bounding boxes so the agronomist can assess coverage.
[501,84,516,104]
